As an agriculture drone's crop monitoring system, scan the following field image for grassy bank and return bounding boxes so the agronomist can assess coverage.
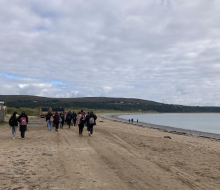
[7,107,39,116]
[0,121,8,125]
[6,106,157,116]
[65,108,158,114]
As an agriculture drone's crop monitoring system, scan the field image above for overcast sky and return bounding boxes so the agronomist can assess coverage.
[0,0,220,106]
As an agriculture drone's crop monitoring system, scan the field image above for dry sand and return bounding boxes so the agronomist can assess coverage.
[0,115,220,190]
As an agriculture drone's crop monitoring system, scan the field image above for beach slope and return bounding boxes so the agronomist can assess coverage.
[0,116,220,189]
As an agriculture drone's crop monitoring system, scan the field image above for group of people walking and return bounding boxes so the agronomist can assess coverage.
[128,118,138,123]
[9,110,97,139]
[9,111,28,139]
[45,110,97,136]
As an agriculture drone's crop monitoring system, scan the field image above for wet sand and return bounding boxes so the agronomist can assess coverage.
[102,113,220,140]
[0,115,220,189]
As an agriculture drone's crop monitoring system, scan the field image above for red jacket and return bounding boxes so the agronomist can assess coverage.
[54,113,59,122]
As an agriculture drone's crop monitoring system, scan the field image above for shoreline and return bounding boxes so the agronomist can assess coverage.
[101,113,220,140]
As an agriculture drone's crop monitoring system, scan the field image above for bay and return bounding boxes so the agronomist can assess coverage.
[118,113,220,134]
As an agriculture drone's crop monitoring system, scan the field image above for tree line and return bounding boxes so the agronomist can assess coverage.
[3,100,220,113]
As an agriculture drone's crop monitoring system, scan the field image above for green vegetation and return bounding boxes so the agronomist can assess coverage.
[6,106,157,116]
[63,108,158,114]
[0,121,8,126]
[7,107,39,116]
[1,95,220,113]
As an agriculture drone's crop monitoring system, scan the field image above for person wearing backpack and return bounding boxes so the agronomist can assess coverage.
[86,111,97,136]
[81,110,86,118]
[54,112,60,131]
[9,112,18,139]
[85,112,90,131]
[17,111,28,139]
[76,111,85,136]
[60,112,65,128]
[46,111,53,131]
[66,111,72,128]
[72,112,77,126]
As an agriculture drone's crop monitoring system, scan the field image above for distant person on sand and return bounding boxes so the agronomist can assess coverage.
[54,112,60,132]
[66,111,72,128]
[60,112,65,128]
[137,119,138,123]
[85,112,90,131]
[86,111,97,136]
[9,112,18,139]
[72,112,77,126]
[17,111,28,139]
[76,111,85,136]
[131,118,133,124]
[129,119,130,123]
[46,111,53,131]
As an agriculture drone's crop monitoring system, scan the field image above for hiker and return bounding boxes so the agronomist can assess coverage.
[137,119,138,123]
[81,110,86,118]
[9,112,18,139]
[17,111,28,139]
[85,112,90,131]
[76,111,85,136]
[66,111,72,128]
[131,118,133,124]
[54,112,60,131]
[60,112,65,128]
[72,112,77,126]
[86,111,97,136]
[46,111,53,131]
[129,119,130,123]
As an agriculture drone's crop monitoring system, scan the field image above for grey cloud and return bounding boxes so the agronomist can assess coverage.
[0,0,220,106]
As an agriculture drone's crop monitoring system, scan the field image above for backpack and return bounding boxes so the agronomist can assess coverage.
[9,117,13,126]
[67,114,71,120]
[60,114,64,120]
[20,117,27,125]
[89,117,95,124]
[59,117,62,122]
[80,116,85,124]
[50,116,54,122]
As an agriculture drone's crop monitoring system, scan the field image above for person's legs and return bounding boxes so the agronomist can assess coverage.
[21,131,25,138]
[14,126,17,137]
[78,124,81,135]
[90,125,93,135]
[47,120,51,131]
[12,126,15,137]
[81,125,84,135]
[55,122,59,131]
[66,119,70,128]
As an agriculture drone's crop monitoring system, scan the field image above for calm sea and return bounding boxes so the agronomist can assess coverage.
[118,114,220,134]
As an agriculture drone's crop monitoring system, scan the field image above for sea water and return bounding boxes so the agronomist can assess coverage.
[118,114,220,134]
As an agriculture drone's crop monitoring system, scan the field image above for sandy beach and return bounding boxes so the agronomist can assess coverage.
[0,115,220,190]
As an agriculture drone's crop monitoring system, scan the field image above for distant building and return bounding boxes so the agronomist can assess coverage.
[0,101,5,121]
[39,107,65,117]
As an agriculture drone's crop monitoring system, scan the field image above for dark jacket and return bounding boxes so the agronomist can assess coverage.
[59,113,64,123]
[86,114,97,126]
[46,114,52,122]
[10,116,18,126]
[54,113,60,122]
[18,113,28,131]
[66,113,72,120]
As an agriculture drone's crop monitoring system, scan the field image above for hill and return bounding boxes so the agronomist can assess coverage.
[1,95,220,113]
[0,95,156,104]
